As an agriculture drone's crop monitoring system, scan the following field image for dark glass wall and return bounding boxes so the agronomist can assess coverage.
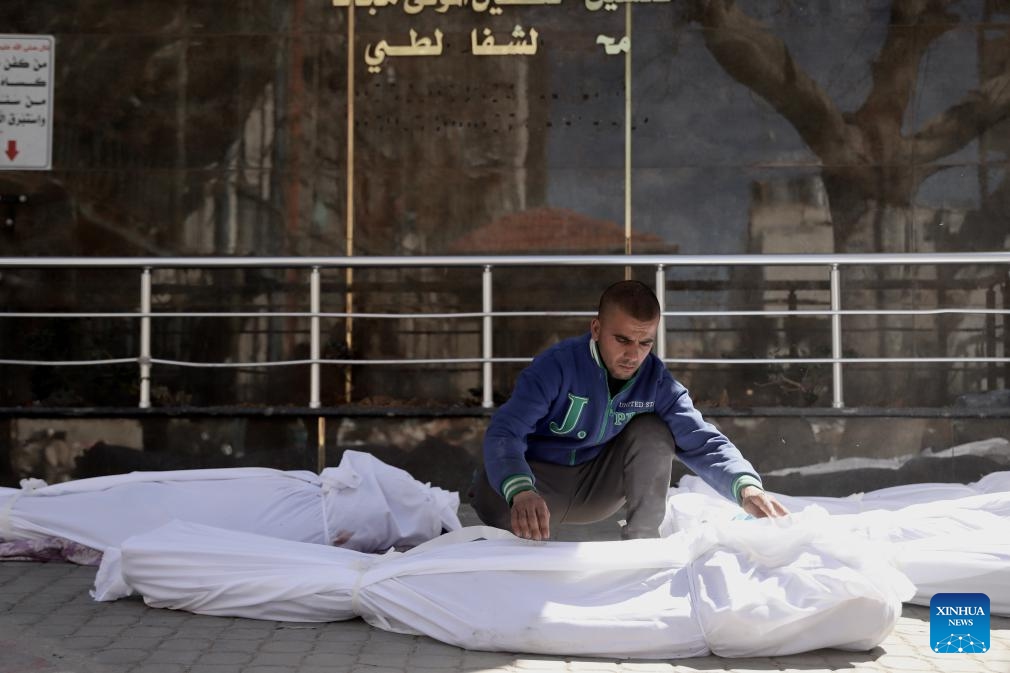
[1,0,1008,408]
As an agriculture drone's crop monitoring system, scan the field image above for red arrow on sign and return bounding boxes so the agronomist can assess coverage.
[4,140,17,161]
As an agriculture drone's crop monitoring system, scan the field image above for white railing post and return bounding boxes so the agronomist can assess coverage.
[310,266,321,409]
[655,264,666,360]
[482,265,494,409]
[830,263,844,408]
[139,267,152,409]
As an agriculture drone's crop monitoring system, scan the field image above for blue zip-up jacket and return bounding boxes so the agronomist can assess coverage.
[483,333,763,505]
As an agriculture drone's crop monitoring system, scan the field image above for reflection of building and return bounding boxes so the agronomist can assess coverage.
[747,174,833,342]
[450,207,679,400]
[741,174,1005,406]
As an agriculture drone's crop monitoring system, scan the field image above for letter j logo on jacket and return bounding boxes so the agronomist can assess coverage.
[930,593,989,654]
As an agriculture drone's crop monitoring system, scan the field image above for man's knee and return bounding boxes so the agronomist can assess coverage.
[622,414,675,457]
[618,416,674,538]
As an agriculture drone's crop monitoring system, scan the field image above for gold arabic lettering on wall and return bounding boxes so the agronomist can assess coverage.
[333,0,659,72]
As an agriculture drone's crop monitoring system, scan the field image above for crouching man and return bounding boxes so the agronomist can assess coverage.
[472,280,788,540]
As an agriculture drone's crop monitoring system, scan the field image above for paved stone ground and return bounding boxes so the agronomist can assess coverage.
[2,507,1008,673]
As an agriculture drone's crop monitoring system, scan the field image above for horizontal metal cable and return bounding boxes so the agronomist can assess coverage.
[0,358,138,366]
[146,357,534,367]
[0,310,597,319]
[4,355,1008,368]
[2,308,1008,320]
[2,251,1010,268]
[668,308,1010,317]
[661,356,1010,365]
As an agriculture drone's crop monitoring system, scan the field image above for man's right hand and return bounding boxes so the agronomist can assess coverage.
[511,490,551,541]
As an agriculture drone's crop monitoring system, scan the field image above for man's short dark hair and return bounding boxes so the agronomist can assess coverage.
[598,280,660,322]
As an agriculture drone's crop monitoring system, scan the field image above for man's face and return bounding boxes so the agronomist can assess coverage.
[590,307,659,380]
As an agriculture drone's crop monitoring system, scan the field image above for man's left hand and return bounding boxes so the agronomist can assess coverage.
[739,485,789,518]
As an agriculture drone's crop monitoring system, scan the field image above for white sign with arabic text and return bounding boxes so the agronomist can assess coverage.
[0,34,54,170]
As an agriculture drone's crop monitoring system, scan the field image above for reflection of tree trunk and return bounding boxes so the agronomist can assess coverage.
[686,0,1010,405]
[820,173,869,254]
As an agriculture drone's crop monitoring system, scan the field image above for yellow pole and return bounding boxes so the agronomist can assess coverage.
[344,3,355,403]
[317,417,326,472]
[624,2,633,280]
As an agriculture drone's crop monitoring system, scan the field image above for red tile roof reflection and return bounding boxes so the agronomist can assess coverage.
[450,207,678,254]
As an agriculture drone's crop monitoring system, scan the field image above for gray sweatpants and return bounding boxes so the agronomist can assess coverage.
[471,413,675,539]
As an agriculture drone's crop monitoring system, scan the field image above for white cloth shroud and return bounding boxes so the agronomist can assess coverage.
[94,511,914,659]
[0,450,460,554]
[662,471,1010,615]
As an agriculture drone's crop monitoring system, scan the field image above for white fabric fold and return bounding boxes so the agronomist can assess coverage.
[95,512,912,659]
[662,470,1010,615]
[1,450,459,555]
[318,451,461,552]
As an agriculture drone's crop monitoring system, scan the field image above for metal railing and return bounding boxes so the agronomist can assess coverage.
[1,252,1009,410]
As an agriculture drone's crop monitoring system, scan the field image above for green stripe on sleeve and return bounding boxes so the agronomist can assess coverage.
[500,474,535,506]
[731,474,763,504]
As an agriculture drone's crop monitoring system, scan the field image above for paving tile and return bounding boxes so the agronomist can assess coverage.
[358,652,410,667]
[513,656,569,670]
[875,654,941,670]
[210,637,263,653]
[981,664,1007,673]
[311,640,363,655]
[0,611,46,625]
[218,627,277,640]
[145,649,203,665]
[107,636,163,651]
[188,666,244,673]
[613,663,676,672]
[122,625,176,639]
[367,630,418,646]
[87,613,142,627]
[882,643,925,657]
[568,662,622,672]
[30,612,91,626]
[364,637,414,653]
[91,648,149,664]
[173,626,230,640]
[298,666,355,673]
[196,651,256,665]
[249,652,306,667]
[271,625,321,640]
[136,612,191,626]
[186,614,234,626]
[414,639,467,655]
[926,655,996,672]
[136,664,187,673]
[74,624,128,638]
[31,624,78,637]
[407,653,464,668]
[321,624,374,641]
[260,640,315,654]
[61,636,114,651]
[157,637,214,652]
[470,651,523,662]
[304,652,360,667]
[772,652,830,667]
